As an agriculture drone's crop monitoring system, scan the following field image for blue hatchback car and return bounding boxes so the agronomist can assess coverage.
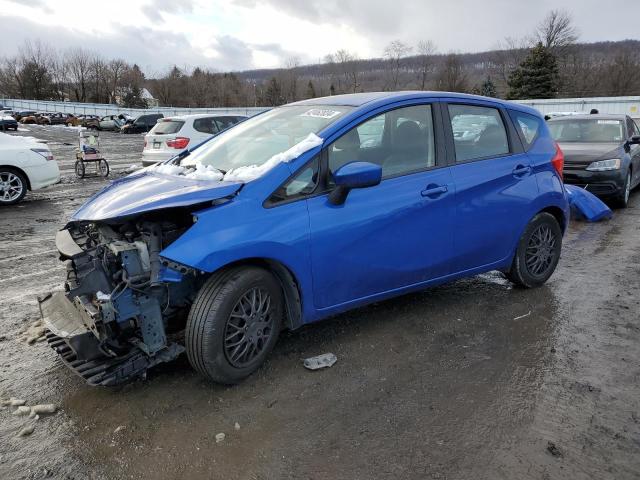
[41,92,569,385]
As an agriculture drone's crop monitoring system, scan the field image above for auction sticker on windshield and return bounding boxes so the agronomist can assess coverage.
[300,109,342,119]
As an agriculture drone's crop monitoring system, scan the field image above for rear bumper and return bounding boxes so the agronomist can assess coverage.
[563,169,625,197]
[141,150,177,166]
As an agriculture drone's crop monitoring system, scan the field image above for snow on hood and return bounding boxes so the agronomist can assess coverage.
[152,132,323,183]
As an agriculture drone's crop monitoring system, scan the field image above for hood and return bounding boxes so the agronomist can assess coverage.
[72,171,242,221]
[558,142,622,163]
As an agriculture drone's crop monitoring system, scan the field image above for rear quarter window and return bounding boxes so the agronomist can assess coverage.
[150,120,185,135]
[509,110,543,150]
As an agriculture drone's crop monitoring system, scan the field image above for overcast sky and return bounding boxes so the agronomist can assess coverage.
[0,0,638,75]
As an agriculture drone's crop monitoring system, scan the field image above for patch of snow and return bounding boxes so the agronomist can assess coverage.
[184,164,224,181]
[125,164,142,173]
[155,163,186,176]
[223,133,322,182]
[17,127,30,132]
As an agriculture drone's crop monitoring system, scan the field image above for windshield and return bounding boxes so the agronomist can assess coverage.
[549,119,625,143]
[181,105,353,172]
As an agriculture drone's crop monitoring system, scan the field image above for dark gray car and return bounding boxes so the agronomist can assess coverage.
[548,114,640,208]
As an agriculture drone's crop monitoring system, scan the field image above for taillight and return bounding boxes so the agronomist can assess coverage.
[31,148,54,161]
[551,142,564,181]
[166,137,190,149]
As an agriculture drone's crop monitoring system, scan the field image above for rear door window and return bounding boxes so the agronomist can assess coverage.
[448,104,510,162]
[151,120,185,135]
[193,117,218,134]
[214,116,239,132]
[509,110,543,150]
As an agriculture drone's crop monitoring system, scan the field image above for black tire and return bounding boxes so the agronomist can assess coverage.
[75,160,85,178]
[186,267,283,384]
[507,212,562,288]
[0,168,28,205]
[612,170,631,209]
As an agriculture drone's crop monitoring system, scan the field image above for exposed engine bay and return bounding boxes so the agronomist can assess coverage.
[39,210,203,386]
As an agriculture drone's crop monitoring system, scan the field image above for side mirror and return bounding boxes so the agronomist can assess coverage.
[629,135,640,145]
[329,161,382,205]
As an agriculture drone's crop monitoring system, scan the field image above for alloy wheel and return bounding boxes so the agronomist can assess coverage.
[525,224,558,277]
[224,287,275,368]
[0,172,24,203]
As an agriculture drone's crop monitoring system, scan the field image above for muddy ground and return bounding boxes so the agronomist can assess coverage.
[1,125,639,480]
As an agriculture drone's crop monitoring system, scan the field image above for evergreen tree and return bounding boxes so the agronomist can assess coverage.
[507,43,559,99]
[306,80,317,99]
[264,77,283,106]
[476,76,497,97]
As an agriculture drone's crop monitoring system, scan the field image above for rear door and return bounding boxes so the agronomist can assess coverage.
[192,117,219,144]
[443,100,538,272]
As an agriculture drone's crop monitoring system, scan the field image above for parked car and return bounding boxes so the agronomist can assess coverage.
[548,113,640,208]
[13,110,36,122]
[0,113,18,131]
[97,114,131,131]
[71,115,99,128]
[120,113,164,134]
[40,92,568,386]
[1,109,16,117]
[141,114,246,165]
[46,112,70,125]
[0,133,60,205]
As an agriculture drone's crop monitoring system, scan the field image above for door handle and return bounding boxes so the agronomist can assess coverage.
[512,164,532,177]
[421,184,448,198]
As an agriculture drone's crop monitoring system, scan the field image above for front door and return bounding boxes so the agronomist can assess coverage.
[306,103,456,309]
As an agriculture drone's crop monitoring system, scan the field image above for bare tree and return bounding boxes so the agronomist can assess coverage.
[536,10,578,56]
[416,40,437,90]
[384,40,412,90]
[436,54,468,92]
[282,56,300,102]
[65,48,92,102]
[331,49,360,93]
[106,59,127,104]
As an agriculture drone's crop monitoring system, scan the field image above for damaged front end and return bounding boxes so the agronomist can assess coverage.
[40,212,202,386]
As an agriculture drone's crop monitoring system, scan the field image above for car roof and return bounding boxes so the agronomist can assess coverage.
[547,113,627,121]
[162,113,246,121]
[289,91,541,116]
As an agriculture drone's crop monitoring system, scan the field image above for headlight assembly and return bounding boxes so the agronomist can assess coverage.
[586,158,621,171]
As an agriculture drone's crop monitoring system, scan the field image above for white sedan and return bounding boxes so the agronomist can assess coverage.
[0,133,60,205]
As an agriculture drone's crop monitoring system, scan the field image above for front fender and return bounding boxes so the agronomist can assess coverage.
[159,197,315,318]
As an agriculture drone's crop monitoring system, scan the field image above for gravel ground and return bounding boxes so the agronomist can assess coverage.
[0,125,639,480]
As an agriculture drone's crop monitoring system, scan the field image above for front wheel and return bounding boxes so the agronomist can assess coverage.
[507,212,562,288]
[98,159,109,177]
[0,169,27,205]
[186,267,283,384]
[612,170,631,209]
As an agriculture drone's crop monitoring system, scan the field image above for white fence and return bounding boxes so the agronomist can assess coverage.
[3,96,640,120]
[512,96,640,120]
[0,98,268,118]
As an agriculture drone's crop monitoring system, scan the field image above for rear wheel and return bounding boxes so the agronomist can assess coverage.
[612,170,631,209]
[0,169,27,205]
[186,267,283,384]
[507,212,562,288]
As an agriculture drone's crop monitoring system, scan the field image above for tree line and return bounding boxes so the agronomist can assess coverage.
[1,10,639,108]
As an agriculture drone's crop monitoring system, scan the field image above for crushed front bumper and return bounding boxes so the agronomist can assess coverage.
[39,291,183,386]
